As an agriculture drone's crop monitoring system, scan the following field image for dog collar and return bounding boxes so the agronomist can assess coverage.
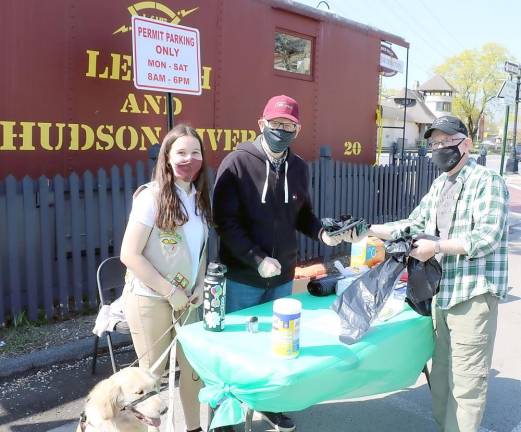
[122,389,160,411]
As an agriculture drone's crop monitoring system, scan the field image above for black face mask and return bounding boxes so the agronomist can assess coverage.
[432,146,464,172]
[263,127,296,153]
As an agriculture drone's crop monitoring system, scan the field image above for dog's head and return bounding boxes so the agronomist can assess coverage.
[85,367,165,429]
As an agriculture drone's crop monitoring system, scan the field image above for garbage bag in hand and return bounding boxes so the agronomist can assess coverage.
[406,233,441,316]
[387,231,441,316]
[321,214,369,238]
[332,228,441,344]
[331,251,407,345]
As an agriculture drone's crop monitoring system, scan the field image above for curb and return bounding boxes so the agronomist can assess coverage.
[0,333,132,379]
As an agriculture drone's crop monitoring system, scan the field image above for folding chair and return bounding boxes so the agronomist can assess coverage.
[91,256,131,375]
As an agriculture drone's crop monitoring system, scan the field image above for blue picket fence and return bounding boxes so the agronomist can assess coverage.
[0,150,439,324]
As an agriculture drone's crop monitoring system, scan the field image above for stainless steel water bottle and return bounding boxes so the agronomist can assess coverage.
[203,262,227,331]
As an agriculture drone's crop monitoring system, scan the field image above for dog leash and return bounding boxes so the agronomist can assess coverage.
[155,307,193,432]
[127,306,191,369]
[128,306,193,432]
[135,306,193,432]
[78,308,193,432]
[147,307,192,374]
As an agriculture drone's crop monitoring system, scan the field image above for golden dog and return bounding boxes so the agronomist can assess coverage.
[77,367,166,432]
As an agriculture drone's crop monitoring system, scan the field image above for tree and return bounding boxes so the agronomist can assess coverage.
[434,43,511,141]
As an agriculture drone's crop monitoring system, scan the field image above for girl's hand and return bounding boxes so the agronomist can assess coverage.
[166,287,189,311]
[188,284,204,308]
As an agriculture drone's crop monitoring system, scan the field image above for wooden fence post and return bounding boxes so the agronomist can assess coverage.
[22,176,39,321]
[54,175,69,317]
[319,146,334,259]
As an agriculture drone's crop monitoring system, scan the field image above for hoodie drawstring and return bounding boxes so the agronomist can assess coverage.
[261,160,269,204]
[261,159,289,204]
[284,161,289,204]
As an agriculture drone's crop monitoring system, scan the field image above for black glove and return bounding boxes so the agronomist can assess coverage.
[321,215,369,238]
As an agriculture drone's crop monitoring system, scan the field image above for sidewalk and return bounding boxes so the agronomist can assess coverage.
[0,332,131,379]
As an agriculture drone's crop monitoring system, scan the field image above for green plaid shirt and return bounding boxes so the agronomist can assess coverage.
[385,158,509,309]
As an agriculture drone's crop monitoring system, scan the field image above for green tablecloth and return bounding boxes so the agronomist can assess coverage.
[177,293,434,427]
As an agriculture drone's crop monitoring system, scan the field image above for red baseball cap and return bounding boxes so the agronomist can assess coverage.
[262,95,300,123]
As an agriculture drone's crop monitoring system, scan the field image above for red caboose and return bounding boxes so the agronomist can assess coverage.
[0,0,408,178]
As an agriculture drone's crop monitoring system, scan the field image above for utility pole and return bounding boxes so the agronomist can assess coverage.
[511,75,520,170]
[500,105,510,176]
[500,61,520,175]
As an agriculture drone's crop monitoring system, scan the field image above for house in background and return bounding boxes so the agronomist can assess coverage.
[380,75,456,150]
[418,74,456,117]
[380,88,436,150]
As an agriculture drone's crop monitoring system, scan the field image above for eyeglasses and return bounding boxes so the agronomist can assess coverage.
[427,137,465,150]
[265,120,298,133]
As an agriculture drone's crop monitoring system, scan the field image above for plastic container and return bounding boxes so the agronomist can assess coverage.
[203,262,227,331]
[350,236,385,268]
[246,316,259,333]
[272,298,302,359]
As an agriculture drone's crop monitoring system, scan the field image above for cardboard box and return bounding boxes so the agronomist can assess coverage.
[350,237,385,268]
[292,276,311,294]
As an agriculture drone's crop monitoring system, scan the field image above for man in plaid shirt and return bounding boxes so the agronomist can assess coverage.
[346,116,509,432]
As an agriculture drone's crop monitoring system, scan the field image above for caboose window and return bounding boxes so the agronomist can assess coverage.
[274,32,312,76]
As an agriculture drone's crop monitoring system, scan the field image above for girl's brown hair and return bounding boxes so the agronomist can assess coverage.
[153,124,212,230]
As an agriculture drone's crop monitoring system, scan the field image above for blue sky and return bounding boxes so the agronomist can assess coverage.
[296,0,520,90]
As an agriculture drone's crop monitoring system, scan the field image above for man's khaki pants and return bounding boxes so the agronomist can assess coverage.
[431,293,498,432]
[123,290,202,431]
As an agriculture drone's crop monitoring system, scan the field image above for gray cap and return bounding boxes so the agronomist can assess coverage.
[424,115,468,139]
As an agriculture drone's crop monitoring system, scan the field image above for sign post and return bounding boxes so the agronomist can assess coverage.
[504,61,521,76]
[379,45,404,77]
[500,105,510,176]
[500,61,520,174]
[511,75,521,173]
[131,16,202,131]
[498,80,516,106]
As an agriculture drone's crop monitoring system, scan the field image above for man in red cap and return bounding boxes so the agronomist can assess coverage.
[212,95,342,432]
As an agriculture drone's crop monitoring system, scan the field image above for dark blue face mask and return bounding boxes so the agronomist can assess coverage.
[263,127,296,153]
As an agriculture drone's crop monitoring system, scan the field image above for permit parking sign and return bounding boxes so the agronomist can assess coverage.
[131,16,201,95]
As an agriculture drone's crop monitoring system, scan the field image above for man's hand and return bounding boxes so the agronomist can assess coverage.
[188,284,203,308]
[409,239,436,262]
[321,230,343,246]
[166,287,189,311]
[258,257,282,278]
[340,227,369,244]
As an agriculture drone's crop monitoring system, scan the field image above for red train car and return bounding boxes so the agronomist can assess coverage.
[0,0,408,179]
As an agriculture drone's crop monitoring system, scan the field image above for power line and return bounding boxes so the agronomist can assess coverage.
[311,0,438,84]
[416,0,466,47]
[388,0,454,58]
[337,0,441,74]
[381,6,446,61]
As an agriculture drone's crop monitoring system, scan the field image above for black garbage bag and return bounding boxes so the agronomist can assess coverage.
[307,274,344,297]
[321,215,369,238]
[405,233,441,316]
[332,229,442,344]
[331,249,407,345]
